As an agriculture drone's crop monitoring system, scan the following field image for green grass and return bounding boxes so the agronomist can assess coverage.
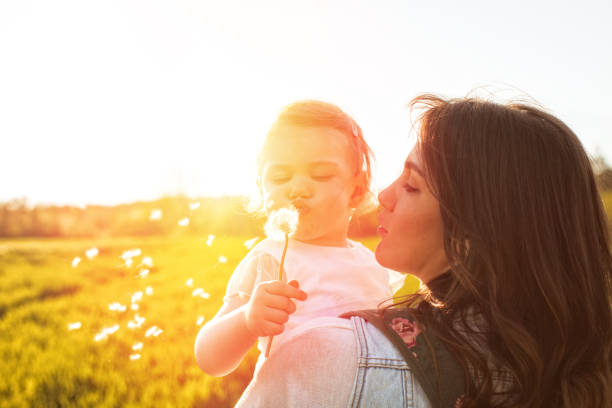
[0,234,419,407]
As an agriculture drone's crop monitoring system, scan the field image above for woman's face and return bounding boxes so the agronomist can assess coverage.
[376,148,449,283]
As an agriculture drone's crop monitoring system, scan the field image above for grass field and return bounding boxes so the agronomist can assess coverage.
[0,234,419,407]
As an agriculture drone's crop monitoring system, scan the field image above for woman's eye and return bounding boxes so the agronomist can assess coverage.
[403,182,418,192]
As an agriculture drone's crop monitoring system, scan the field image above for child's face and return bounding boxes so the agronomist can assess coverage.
[261,124,358,247]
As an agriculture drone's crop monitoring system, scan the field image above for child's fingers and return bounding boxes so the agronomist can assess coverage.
[288,280,299,289]
[260,321,284,336]
[264,294,297,314]
[263,307,290,325]
[265,280,307,301]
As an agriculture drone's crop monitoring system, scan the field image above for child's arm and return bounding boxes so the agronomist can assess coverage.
[194,280,307,377]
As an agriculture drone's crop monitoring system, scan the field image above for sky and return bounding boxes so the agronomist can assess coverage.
[1,0,611,206]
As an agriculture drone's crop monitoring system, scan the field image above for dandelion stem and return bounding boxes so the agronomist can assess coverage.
[264,232,289,358]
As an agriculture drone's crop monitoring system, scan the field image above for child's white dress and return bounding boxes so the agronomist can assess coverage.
[223,237,404,361]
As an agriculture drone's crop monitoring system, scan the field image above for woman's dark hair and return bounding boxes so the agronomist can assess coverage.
[400,95,612,407]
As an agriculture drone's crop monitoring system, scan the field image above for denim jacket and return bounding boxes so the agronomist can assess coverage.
[235,315,455,407]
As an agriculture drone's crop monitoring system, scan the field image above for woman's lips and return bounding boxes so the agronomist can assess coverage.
[377,226,388,236]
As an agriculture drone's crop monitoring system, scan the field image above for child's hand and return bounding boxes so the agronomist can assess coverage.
[244,280,307,337]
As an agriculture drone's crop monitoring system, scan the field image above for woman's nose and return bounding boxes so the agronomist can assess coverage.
[378,183,395,211]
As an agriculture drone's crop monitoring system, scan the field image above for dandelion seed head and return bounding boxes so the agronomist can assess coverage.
[72,257,81,268]
[264,207,299,241]
[149,209,162,220]
[68,322,82,331]
[196,316,205,326]
[206,234,215,246]
[85,247,99,259]
[243,237,259,250]
[189,202,200,210]
[129,353,141,360]
[186,278,193,287]
[178,217,190,227]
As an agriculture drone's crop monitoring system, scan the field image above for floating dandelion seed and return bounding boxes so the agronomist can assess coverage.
[149,209,162,220]
[264,208,299,241]
[127,314,145,329]
[178,217,190,227]
[218,255,228,264]
[133,342,143,350]
[145,326,163,337]
[189,202,200,210]
[121,249,142,260]
[141,256,153,267]
[186,278,193,287]
[263,207,298,358]
[192,288,210,299]
[131,291,143,303]
[94,324,120,341]
[68,322,82,331]
[244,237,259,250]
[131,303,139,311]
[145,286,153,296]
[137,269,149,279]
[108,302,127,312]
[72,257,81,268]
[206,234,215,246]
[196,316,205,326]
[129,354,141,361]
[85,247,99,259]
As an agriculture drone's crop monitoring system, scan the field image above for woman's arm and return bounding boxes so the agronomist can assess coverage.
[194,280,307,377]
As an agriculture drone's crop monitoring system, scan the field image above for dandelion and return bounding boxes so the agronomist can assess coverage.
[137,269,149,279]
[149,209,162,220]
[145,286,153,296]
[141,256,153,267]
[206,234,215,246]
[192,288,210,299]
[196,316,205,326]
[127,314,145,329]
[244,237,259,250]
[263,207,298,357]
[189,202,200,210]
[129,354,141,361]
[178,217,189,227]
[186,278,193,287]
[131,303,139,311]
[131,291,143,303]
[108,302,127,312]
[68,322,82,331]
[85,247,99,259]
[145,326,163,337]
[132,342,143,351]
[218,255,228,264]
[72,257,81,268]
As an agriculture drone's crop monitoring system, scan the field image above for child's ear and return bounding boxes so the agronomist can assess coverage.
[349,184,364,208]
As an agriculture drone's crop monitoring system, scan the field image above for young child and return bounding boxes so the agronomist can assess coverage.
[194,100,403,402]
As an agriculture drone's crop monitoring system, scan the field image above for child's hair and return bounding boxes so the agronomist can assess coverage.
[249,100,376,214]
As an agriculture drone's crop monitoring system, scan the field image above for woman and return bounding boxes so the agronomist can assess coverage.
[235,95,612,407]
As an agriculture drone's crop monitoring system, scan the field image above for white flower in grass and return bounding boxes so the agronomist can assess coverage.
[189,202,200,210]
[109,302,127,312]
[94,324,120,341]
[218,256,228,264]
[186,278,193,287]
[131,291,143,303]
[132,342,143,351]
[145,286,153,296]
[178,217,189,227]
[196,316,205,326]
[145,326,163,337]
[72,257,81,268]
[137,269,149,279]
[129,354,141,361]
[121,249,141,260]
[127,314,145,329]
[141,256,153,267]
[206,234,215,246]
[192,288,210,299]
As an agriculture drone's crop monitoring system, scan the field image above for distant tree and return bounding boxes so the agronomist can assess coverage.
[592,154,612,191]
